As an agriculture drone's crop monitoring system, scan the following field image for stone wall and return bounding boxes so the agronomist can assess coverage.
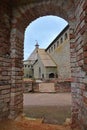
[23,80,33,93]
[32,80,71,93]
[47,28,71,80]
[55,81,71,93]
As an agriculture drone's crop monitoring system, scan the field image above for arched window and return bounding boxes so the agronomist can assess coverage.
[65,33,68,40]
[39,67,41,78]
[49,73,54,78]
[57,41,59,47]
[54,44,55,49]
[60,37,63,43]
[51,46,53,51]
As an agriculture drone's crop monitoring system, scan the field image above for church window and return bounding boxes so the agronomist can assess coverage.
[51,46,53,51]
[49,73,54,78]
[57,41,59,47]
[60,37,63,43]
[39,67,41,78]
[54,44,55,49]
[65,33,68,40]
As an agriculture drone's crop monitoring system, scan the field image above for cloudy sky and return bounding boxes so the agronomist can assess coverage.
[24,15,68,60]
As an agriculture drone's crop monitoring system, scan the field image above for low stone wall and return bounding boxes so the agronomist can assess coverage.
[39,82,56,93]
[32,82,39,92]
[23,79,71,93]
[23,79,33,93]
[55,81,71,92]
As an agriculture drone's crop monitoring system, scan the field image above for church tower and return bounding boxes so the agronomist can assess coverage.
[35,41,39,53]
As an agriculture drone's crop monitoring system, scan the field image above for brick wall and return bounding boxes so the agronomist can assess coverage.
[0,57,11,119]
[71,0,87,129]
[0,2,11,119]
[9,27,24,118]
[32,80,71,93]
[9,1,75,119]
[55,81,71,93]
[23,80,33,93]
[0,1,87,129]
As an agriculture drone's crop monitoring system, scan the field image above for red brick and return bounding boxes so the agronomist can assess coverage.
[83,65,87,71]
[84,58,87,64]
[83,1,87,10]
[83,45,87,51]
[83,96,87,105]
[70,34,75,39]
[80,25,86,35]
[84,51,87,57]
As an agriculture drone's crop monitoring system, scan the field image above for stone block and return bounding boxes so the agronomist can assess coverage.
[39,83,55,93]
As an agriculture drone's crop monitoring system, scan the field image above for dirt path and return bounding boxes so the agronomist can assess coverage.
[23,93,72,125]
[0,93,80,130]
[23,93,71,106]
[0,117,80,130]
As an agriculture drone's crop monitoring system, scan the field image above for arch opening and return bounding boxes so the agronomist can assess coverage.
[23,15,72,125]
[1,0,87,129]
[10,0,75,125]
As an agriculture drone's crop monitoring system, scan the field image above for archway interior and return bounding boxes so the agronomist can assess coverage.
[10,0,76,121]
[24,15,68,60]
[23,15,71,125]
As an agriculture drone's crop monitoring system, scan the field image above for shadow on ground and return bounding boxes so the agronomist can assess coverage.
[24,105,71,125]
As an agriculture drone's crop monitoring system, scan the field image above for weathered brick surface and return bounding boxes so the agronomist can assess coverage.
[0,3,11,56]
[0,57,11,119]
[0,0,87,129]
[55,81,71,93]
[71,0,87,129]
[0,1,11,116]
[23,81,33,93]
[30,80,71,93]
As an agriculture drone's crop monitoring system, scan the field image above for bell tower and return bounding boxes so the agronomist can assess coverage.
[35,41,39,53]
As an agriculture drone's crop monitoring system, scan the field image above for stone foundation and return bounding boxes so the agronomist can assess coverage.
[28,80,71,93]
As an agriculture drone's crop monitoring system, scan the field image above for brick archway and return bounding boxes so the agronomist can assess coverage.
[10,0,76,118]
[0,0,87,129]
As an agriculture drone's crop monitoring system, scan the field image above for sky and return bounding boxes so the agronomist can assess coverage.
[24,15,68,60]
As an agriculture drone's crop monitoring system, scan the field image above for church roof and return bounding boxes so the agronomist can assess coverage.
[27,49,38,64]
[45,24,69,51]
[38,49,57,67]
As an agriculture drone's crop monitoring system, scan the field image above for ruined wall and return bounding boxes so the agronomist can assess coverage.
[9,0,75,119]
[0,2,11,119]
[10,27,24,118]
[0,0,87,129]
[71,0,87,129]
